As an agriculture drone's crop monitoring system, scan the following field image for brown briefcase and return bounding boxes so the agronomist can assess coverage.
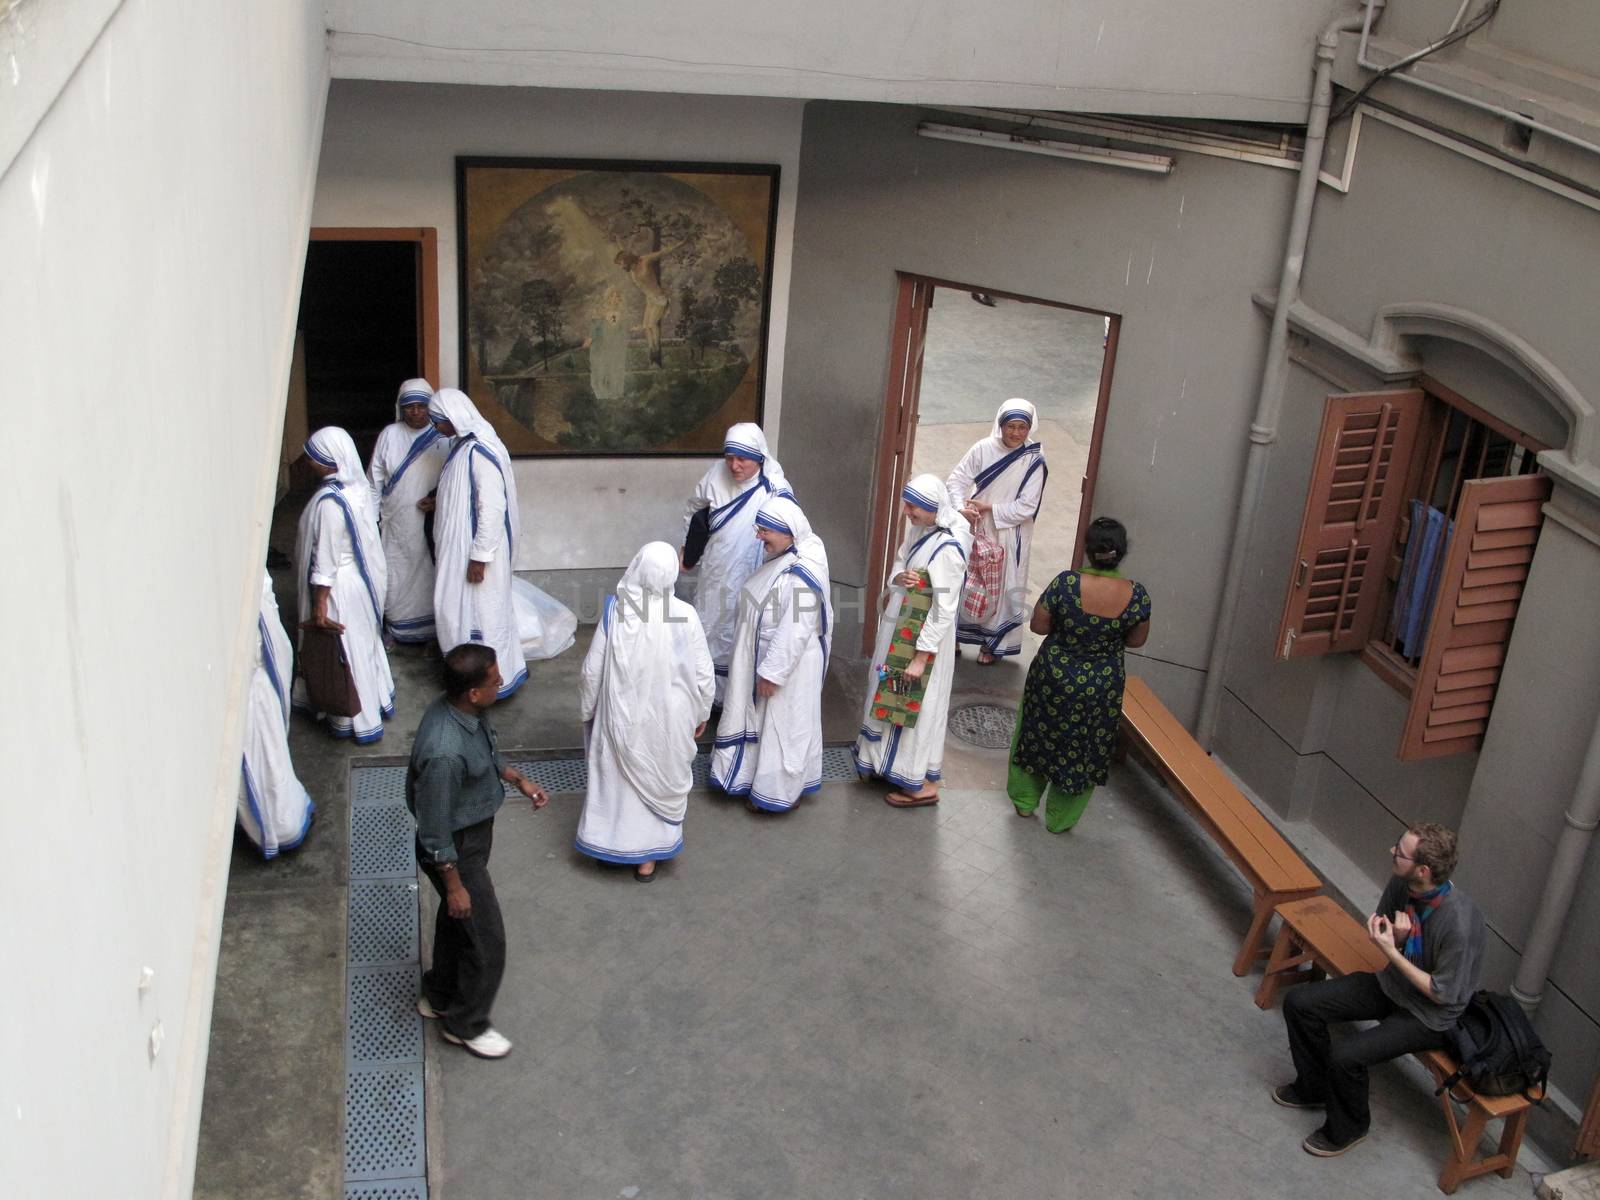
[297,625,361,717]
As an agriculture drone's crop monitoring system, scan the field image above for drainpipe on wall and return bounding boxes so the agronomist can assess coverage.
[1510,706,1600,1012]
[1193,4,1375,749]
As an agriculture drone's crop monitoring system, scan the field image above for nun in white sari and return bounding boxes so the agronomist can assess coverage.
[682,423,794,705]
[368,378,447,644]
[428,388,528,699]
[239,571,314,857]
[293,427,396,743]
[946,399,1048,662]
[576,543,716,879]
[854,474,972,807]
[710,496,832,813]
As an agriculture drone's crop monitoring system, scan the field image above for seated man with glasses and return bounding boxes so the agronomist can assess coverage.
[1271,823,1484,1158]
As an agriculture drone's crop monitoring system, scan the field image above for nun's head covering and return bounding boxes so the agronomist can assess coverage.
[617,541,680,604]
[753,495,833,662]
[304,426,366,491]
[901,472,969,536]
[991,398,1039,445]
[396,378,434,420]
[427,388,512,465]
[722,422,791,496]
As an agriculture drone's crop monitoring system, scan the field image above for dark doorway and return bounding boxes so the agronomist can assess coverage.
[297,240,421,462]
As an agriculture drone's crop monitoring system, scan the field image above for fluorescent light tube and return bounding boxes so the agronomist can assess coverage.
[916,122,1175,174]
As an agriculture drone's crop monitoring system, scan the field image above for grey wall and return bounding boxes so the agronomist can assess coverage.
[781,101,1296,686]
[1211,86,1600,1109]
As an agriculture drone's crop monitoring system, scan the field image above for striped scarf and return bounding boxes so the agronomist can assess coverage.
[1403,881,1452,965]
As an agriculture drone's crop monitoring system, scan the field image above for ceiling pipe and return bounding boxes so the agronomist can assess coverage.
[1194,4,1374,749]
[1510,703,1600,1013]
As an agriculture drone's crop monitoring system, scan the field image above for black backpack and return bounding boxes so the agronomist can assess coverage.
[1436,990,1551,1100]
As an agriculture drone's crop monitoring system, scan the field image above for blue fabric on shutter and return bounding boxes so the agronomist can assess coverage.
[1391,500,1452,658]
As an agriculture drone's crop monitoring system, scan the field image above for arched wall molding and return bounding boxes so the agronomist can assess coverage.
[1260,288,1600,505]
[1372,302,1594,468]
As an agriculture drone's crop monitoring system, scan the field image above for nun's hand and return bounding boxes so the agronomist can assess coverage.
[756,676,780,699]
[416,496,435,513]
[893,570,920,587]
[966,498,992,517]
[694,721,707,739]
[466,560,487,584]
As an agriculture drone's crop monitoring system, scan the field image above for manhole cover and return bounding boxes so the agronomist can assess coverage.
[948,703,1016,749]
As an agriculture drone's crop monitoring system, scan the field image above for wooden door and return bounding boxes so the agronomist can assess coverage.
[862,276,934,652]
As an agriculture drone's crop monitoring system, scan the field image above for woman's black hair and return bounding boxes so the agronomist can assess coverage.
[1085,517,1129,568]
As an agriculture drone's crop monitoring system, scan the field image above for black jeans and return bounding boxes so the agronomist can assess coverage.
[418,818,505,1041]
[1283,971,1452,1144]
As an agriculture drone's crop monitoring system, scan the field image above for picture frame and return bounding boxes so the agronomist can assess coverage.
[455,156,780,458]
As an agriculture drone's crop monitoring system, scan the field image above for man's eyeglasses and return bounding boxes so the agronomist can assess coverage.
[1391,843,1415,863]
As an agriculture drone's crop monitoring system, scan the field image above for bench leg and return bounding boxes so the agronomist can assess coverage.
[1255,924,1301,1009]
[1494,1108,1529,1180]
[1433,1097,1530,1195]
[1233,895,1277,977]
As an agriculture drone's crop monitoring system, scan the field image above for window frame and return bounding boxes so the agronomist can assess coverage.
[1357,373,1549,698]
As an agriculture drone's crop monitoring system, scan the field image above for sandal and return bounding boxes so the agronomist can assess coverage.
[885,791,939,808]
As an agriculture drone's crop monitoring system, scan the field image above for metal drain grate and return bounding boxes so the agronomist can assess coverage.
[821,745,859,781]
[347,966,424,1066]
[352,767,407,807]
[349,881,421,967]
[344,1067,425,1182]
[947,702,1017,750]
[351,806,421,878]
[506,756,588,795]
[347,1183,428,1200]
[347,1182,428,1200]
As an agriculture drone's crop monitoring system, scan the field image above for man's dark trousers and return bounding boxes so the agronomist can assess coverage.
[417,818,505,1041]
[1284,972,1453,1144]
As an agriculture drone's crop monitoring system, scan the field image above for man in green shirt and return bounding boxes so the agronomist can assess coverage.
[408,643,548,1059]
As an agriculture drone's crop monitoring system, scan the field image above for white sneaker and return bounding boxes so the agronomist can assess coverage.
[440,1026,512,1059]
[415,996,440,1020]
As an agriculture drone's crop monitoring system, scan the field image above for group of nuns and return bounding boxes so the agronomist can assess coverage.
[240,390,1047,883]
[579,398,1044,879]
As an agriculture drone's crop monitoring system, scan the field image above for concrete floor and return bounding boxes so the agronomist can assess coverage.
[194,300,1539,1198]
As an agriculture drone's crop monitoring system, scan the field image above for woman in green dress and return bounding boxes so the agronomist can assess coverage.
[1009,518,1151,832]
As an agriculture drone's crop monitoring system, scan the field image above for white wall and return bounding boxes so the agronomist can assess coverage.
[0,2,328,1197]
[311,80,805,570]
[324,0,1344,124]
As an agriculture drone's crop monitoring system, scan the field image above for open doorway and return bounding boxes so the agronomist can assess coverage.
[866,277,1117,675]
[295,228,440,464]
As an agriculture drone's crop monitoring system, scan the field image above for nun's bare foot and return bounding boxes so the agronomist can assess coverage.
[977,651,996,665]
[634,862,657,881]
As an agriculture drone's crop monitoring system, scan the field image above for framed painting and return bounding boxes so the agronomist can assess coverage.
[456,156,780,457]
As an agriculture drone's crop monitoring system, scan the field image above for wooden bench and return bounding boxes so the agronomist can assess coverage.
[1256,895,1540,1194]
[1118,676,1323,975]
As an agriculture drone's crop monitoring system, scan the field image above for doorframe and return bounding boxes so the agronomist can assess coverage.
[307,227,441,388]
[863,274,1120,654]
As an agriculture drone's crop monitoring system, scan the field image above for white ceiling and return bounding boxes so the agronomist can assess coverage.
[325,0,1349,123]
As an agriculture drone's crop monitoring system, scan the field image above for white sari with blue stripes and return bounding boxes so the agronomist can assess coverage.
[853,518,970,792]
[432,435,527,699]
[292,479,397,743]
[576,546,716,863]
[368,419,446,643]
[684,427,793,705]
[710,501,831,812]
[946,420,1048,659]
[239,572,314,858]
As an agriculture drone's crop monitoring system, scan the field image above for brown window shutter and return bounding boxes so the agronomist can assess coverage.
[1397,472,1552,761]
[1275,390,1426,660]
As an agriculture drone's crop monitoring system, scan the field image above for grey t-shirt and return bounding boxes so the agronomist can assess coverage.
[1375,875,1484,1030]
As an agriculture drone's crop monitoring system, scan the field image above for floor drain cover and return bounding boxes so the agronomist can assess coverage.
[948,703,1016,750]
